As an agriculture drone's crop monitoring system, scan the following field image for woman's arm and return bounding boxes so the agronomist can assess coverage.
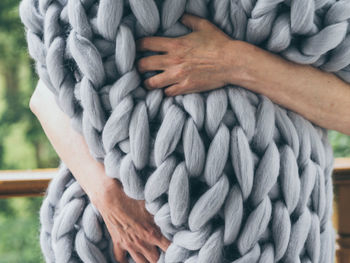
[30,81,116,203]
[225,41,350,136]
[30,80,170,263]
[136,13,350,136]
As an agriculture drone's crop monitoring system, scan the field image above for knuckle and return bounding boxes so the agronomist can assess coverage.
[147,227,161,239]
[172,55,184,65]
[176,78,193,93]
[174,66,185,79]
[183,77,192,88]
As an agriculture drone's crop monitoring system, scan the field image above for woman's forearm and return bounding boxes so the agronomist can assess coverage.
[30,80,171,261]
[225,40,350,136]
[30,80,123,206]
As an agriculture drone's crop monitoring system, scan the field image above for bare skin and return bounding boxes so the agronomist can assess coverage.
[137,13,350,136]
[30,11,350,263]
[30,81,170,263]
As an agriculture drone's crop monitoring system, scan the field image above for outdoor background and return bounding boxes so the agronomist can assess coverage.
[0,1,350,263]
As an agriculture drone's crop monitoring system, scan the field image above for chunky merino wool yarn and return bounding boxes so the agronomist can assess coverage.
[19,0,350,262]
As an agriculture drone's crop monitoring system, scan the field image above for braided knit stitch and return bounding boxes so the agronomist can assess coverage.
[19,0,349,262]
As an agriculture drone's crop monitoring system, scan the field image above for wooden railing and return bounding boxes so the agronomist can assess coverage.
[1,159,350,262]
[0,168,56,198]
[333,158,350,263]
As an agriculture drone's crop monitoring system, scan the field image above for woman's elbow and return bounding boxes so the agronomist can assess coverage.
[29,87,42,117]
[29,80,56,117]
[29,79,55,117]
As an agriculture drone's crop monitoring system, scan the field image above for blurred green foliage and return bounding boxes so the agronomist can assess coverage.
[0,1,59,262]
[0,197,44,263]
[0,0,349,262]
[0,0,59,170]
[329,130,350,158]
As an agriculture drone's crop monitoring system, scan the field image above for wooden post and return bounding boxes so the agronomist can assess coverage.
[333,158,350,263]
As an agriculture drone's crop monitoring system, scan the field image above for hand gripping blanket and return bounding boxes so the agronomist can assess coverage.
[19,0,350,262]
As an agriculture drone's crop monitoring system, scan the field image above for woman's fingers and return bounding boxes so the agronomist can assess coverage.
[127,249,148,263]
[136,36,177,53]
[141,222,171,252]
[153,232,171,252]
[137,54,171,73]
[134,237,160,263]
[164,84,186,96]
[143,71,179,90]
[113,243,128,263]
[180,13,208,31]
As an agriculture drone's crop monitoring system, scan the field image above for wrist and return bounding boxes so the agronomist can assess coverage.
[222,40,258,88]
[89,175,123,209]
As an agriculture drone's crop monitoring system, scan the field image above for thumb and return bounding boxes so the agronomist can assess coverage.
[180,13,207,31]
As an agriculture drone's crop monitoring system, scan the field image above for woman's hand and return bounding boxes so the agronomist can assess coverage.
[136,13,241,96]
[30,80,171,263]
[136,13,350,135]
[92,180,171,263]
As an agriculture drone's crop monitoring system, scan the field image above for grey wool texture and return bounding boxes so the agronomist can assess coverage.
[19,0,350,262]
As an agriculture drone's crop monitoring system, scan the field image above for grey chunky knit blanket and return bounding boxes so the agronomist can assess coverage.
[19,0,350,262]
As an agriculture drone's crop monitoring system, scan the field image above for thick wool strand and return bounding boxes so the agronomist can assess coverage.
[19,0,349,262]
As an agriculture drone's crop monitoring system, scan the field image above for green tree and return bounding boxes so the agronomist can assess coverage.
[0,1,58,262]
[0,0,59,169]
